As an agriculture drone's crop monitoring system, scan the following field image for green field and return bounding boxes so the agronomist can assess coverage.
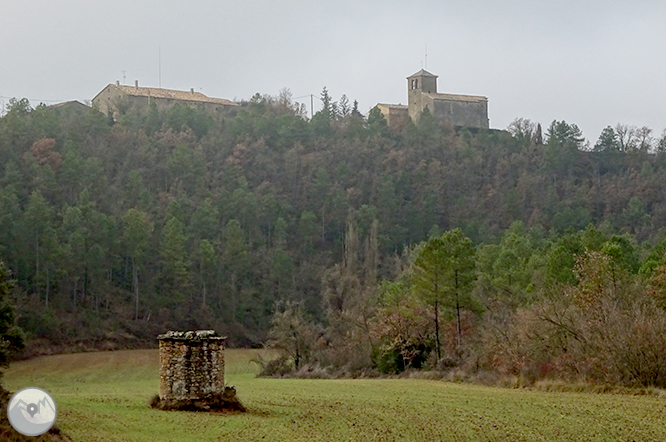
[4,349,666,441]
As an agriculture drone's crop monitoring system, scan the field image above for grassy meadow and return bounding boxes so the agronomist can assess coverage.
[4,349,666,441]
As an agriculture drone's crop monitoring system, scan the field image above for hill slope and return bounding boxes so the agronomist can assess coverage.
[1,96,665,349]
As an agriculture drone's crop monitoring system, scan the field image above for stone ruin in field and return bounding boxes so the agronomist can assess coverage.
[151,330,245,412]
[158,330,226,400]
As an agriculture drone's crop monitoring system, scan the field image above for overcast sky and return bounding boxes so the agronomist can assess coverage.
[1,1,664,141]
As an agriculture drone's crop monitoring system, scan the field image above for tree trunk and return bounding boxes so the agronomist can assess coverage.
[231,272,237,322]
[107,268,112,310]
[35,232,40,295]
[455,270,462,355]
[45,266,49,308]
[321,205,326,246]
[133,257,139,321]
[83,266,88,305]
[434,299,441,361]
[200,260,207,308]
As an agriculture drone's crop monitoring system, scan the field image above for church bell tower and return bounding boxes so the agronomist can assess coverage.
[407,69,438,122]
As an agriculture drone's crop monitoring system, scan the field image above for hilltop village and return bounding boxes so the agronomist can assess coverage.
[54,70,490,130]
[376,69,489,129]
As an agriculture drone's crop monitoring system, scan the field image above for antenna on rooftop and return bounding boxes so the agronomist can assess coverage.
[425,43,428,70]
[159,46,162,88]
[122,71,126,85]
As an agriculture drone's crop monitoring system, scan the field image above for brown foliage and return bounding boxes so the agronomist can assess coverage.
[440,310,480,362]
[370,296,433,368]
[29,138,61,170]
[646,252,666,309]
[266,300,319,370]
[482,251,666,387]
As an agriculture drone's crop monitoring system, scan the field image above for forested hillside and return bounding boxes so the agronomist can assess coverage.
[1,90,665,354]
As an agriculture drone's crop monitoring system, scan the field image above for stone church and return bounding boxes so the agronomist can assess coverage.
[376,69,489,129]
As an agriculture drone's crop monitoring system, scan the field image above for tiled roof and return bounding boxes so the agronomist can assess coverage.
[376,103,408,109]
[115,85,238,106]
[407,69,438,78]
[425,92,487,103]
[50,100,90,109]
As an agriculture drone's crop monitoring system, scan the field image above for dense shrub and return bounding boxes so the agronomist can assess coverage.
[481,251,666,387]
[265,235,666,389]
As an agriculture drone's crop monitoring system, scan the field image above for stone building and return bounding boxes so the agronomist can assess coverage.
[50,100,91,113]
[157,330,226,401]
[377,69,489,129]
[92,81,238,121]
[374,103,409,129]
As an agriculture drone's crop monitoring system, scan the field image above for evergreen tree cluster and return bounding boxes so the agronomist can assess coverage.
[1,91,666,352]
[270,223,666,388]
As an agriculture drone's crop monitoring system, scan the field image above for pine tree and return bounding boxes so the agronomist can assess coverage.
[196,239,216,308]
[160,217,191,307]
[223,219,248,322]
[535,123,543,145]
[411,229,476,359]
[594,126,620,152]
[122,208,154,320]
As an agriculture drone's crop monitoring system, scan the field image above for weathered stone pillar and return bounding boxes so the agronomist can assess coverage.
[157,330,227,401]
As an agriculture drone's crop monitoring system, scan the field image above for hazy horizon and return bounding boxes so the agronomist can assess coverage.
[1,1,665,142]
